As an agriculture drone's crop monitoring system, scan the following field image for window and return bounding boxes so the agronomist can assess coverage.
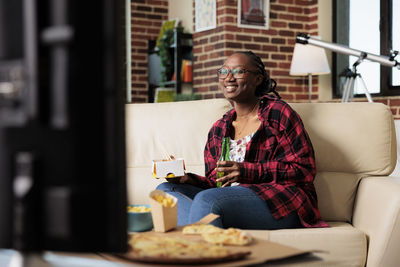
[333,0,400,97]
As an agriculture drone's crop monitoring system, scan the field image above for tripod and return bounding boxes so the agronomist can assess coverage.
[339,52,373,103]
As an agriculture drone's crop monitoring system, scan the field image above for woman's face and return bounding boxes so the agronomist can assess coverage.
[218,53,262,103]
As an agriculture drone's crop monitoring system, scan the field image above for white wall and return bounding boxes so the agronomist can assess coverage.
[168,0,193,33]
[318,0,333,101]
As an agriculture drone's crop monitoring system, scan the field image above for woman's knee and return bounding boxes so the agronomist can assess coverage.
[192,189,221,211]
[155,182,173,192]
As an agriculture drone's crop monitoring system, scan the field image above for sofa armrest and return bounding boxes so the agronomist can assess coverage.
[353,176,400,267]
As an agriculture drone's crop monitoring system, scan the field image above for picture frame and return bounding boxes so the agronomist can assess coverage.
[238,0,270,30]
[195,0,217,32]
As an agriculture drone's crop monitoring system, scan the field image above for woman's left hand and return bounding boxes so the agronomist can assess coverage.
[215,161,243,187]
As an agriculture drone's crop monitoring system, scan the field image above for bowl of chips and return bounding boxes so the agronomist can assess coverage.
[127,204,153,232]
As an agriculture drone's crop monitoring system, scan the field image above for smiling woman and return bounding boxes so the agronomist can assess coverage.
[155,51,327,230]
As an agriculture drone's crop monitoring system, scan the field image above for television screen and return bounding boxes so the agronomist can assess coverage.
[0,0,127,253]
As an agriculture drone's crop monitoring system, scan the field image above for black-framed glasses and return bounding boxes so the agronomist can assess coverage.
[217,67,260,79]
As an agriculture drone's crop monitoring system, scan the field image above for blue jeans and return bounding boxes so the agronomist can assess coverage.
[156,182,302,229]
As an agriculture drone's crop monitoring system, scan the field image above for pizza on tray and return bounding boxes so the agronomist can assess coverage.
[183,224,253,246]
[126,233,251,264]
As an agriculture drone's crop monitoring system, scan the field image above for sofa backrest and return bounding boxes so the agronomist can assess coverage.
[126,99,231,205]
[126,99,397,222]
[290,102,396,222]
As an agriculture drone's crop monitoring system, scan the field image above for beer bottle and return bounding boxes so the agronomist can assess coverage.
[216,137,230,187]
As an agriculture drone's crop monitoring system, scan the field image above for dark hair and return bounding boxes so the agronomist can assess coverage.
[234,51,280,99]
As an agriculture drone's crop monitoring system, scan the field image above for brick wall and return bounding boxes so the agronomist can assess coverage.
[130,0,168,102]
[193,0,319,100]
[130,0,400,120]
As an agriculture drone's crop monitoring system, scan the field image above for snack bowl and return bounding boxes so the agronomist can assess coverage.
[127,204,153,232]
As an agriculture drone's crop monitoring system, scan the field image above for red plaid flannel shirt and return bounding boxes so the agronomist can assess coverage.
[190,95,327,228]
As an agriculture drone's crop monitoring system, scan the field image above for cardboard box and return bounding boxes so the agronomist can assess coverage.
[152,158,185,179]
[149,190,177,232]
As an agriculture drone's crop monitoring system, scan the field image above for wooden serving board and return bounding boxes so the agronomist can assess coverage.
[109,230,311,267]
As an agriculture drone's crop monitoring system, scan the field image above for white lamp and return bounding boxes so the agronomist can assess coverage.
[290,40,330,102]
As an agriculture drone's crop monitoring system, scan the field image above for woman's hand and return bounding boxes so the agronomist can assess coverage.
[215,161,243,187]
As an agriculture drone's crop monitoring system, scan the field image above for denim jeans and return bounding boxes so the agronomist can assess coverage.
[156,182,302,229]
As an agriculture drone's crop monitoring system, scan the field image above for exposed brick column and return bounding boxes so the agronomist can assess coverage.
[130,0,168,103]
[193,0,319,101]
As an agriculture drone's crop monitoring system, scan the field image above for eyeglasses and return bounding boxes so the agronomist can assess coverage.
[217,67,260,79]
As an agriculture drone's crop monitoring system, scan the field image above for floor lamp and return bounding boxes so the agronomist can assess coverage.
[290,40,331,102]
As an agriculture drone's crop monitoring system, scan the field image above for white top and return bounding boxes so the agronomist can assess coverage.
[228,133,255,186]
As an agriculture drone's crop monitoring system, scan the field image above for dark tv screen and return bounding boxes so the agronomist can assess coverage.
[0,0,127,252]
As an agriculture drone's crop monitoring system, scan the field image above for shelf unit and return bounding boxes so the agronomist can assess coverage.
[147,28,192,102]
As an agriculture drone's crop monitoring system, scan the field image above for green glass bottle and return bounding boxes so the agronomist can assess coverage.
[216,137,230,187]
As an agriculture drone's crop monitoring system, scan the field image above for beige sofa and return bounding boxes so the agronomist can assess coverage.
[126,98,400,267]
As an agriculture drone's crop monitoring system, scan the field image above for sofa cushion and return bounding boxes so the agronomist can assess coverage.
[267,222,367,266]
[314,172,361,222]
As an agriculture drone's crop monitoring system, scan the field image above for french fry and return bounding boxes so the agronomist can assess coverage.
[152,194,176,208]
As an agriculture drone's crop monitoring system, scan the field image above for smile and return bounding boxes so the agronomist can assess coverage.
[225,85,238,93]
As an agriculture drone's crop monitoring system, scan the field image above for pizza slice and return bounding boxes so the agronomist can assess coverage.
[202,228,253,246]
[182,224,223,235]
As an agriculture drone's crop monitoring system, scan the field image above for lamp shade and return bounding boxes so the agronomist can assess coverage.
[290,42,331,76]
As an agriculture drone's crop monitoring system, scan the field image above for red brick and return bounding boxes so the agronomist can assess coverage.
[210,35,220,42]
[243,28,261,34]
[389,99,400,106]
[226,42,243,49]
[295,15,309,22]
[264,62,278,68]
[289,23,303,29]
[272,70,289,76]
[278,78,294,84]
[279,14,295,21]
[153,8,168,13]
[236,34,252,41]
[219,16,235,23]
[271,38,286,44]
[224,34,235,40]
[262,29,278,35]
[244,44,261,50]
[288,7,303,13]
[254,36,269,42]
[271,54,286,60]
[147,28,159,34]
[136,5,152,12]
[271,21,287,28]
[295,0,314,5]
[279,30,295,37]
[280,93,295,100]
[295,94,310,100]
[304,7,318,14]
[279,63,291,69]
[306,24,318,30]
[280,46,293,52]
[373,99,388,105]
[271,4,286,11]
[131,83,146,88]
[199,54,208,61]
[288,86,303,92]
[204,44,215,52]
